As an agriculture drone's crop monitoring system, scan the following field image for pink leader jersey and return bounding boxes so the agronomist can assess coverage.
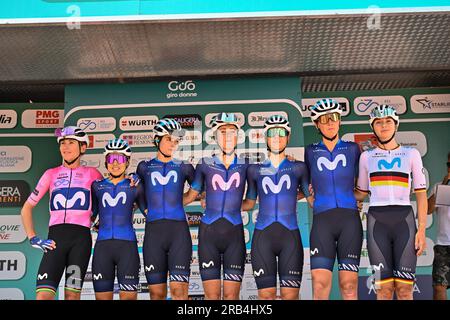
[27,165,103,228]
[356,146,427,207]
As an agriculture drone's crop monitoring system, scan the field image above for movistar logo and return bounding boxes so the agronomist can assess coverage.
[37,273,48,280]
[373,263,384,271]
[93,273,103,280]
[378,157,401,170]
[145,265,155,272]
[253,269,265,277]
[310,248,319,256]
[202,261,214,268]
[262,175,291,194]
[151,171,178,186]
[211,172,240,191]
[102,192,127,207]
[52,191,86,210]
[317,154,347,171]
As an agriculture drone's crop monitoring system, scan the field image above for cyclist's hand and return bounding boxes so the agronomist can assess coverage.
[308,184,314,198]
[128,173,140,187]
[30,236,56,253]
[92,221,100,233]
[357,201,363,212]
[415,229,426,256]
[286,154,298,162]
[200,198,206,209]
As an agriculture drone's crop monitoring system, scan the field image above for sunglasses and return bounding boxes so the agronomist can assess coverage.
[318,113,341,124]
[447,162,450,168]
[106,154,128,164]
[267,127,289,138]
[54,127,86,138]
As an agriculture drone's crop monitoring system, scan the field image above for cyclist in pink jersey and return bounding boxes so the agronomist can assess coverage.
[21,126,102,300]
[355,105,427,300]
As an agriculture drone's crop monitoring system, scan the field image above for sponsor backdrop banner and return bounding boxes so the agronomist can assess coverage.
[1,83,449,300]
[302,87,450,299]
[0,103,64,300]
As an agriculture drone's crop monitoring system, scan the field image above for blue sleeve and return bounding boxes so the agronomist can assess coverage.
[183,163,195,186]
[296,162,310,197]
[91,181,99,219]
[135,183,147,215]
[136,161,145,179]
[353,143,361,177]
[245,165,258,200]
[304,146,312,183]
[190,161,205,192]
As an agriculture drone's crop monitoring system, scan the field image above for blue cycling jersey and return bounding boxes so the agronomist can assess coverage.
[137,158,195,222]
[91,178,146,241]
[246,158,310,230]
[305,139,360,215]
[190,155,249,225]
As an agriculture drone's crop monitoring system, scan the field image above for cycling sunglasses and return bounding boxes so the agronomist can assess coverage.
[318,113,341,124]
[447,161,450,168]
[54,127,86,138]
[106,154,128,164]
[267,127,289,138]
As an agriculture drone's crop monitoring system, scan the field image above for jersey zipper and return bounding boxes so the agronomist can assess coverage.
[163,163,166,219]
[221,166,228,220]
[329,150,339,209]
[275,170,279,222]
[112,183,116,239]
[63,168,73,224]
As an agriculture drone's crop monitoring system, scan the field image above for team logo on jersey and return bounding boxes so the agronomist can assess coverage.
[317,154,347,171]
[151,171,178,186]
[37,273,48,280]
[262,175,291,194]
[145,265,155,272]
[50,188,90,211]
[310,248,319,256]
[372,263,384,271]
[253,269,265,277]
[377,157,401,170]
[202,261,215,269]
[93,273,103,280]
[102,192,127,207]
[211,172,241,191]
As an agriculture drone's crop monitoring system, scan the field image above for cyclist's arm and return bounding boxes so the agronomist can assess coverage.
[242,165,257,211]
[135,182,148,216]
[355,151,369,201]
[21,170,51,239]
[91,181,99,222]
[416,191,428,232]
[21,201,37,240]
[184,161,203,205]
[427,183,437,215]
[183,188,199,206]
[411,149,428,229]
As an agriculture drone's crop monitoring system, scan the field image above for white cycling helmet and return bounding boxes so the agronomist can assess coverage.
[152,118,184,141]
[104,138,132,157]
[210,112,240,133]
[369,104,400,128]
[55,126,89,145]
[263,114,291,134]
[309,98,343,122]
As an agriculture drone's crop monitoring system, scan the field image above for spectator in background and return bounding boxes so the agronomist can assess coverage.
[428,152,450,300]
